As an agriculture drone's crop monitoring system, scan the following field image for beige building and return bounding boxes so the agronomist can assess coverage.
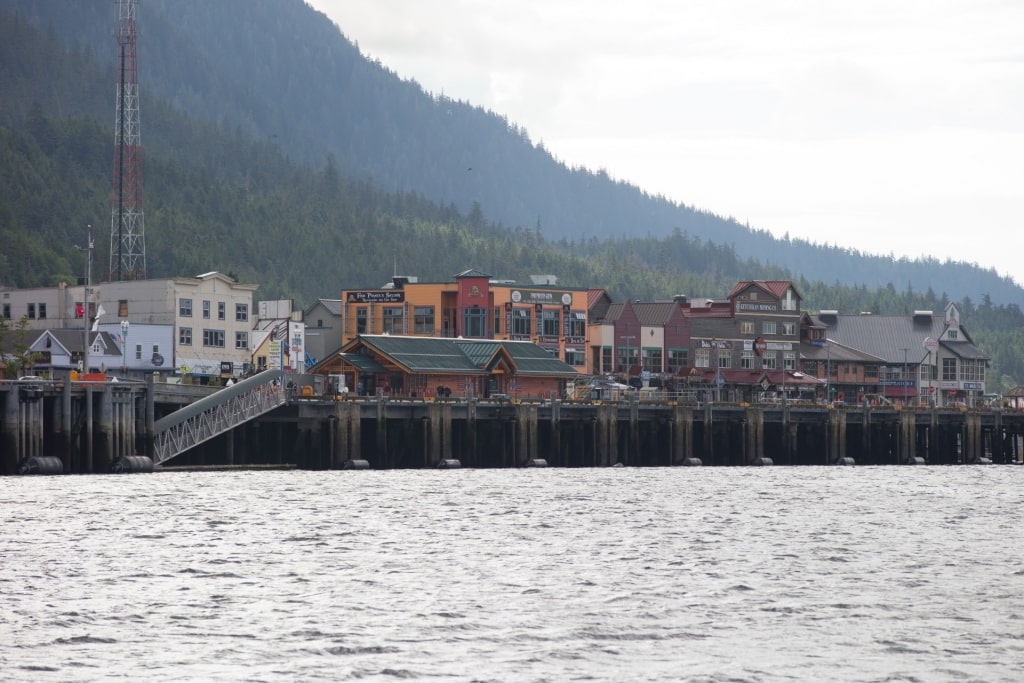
[2,272,258,379]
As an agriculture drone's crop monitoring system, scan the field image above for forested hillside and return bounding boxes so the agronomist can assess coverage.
[5,0,1023,306]
[2,5,1024,390]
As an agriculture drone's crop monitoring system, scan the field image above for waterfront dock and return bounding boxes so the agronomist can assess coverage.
[3,374,1023,474]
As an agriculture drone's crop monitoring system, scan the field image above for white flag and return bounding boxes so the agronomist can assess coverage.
[91,304,106,331]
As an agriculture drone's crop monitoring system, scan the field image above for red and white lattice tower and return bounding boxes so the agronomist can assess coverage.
[109,0,146,281]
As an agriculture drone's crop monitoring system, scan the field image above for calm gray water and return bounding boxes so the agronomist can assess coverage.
[2,466,1023,682]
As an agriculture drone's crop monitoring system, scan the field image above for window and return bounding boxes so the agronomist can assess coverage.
[38,303,47,319]
[564,348,585,366]
[28,303,36,319]
[463,307,486,337]
[667,349,688,374]
[567,311,586,338]
[961,359,984,383]
[180,298,192,317]
[741,349,756,369]
[782,322,796,336]
[218,302,226,321]
[202,329,226,348]
[493,307,502,335]
[135,344,142,360]
[803,360,818,375]
[782,289,797,311]
[864,364,878,379]
[236,303,248,322]
[718,352,731,369]
[601,346,613,374]
[540,309,560,337]
[695,348,711,368]
[740,321,754,335]
[118,299,128,317]
[414,306,435,334]
[179,327,192,346]
[942,358,957,381]
[644,348,663,372]
[202,300,211,319]
[948,330,958,340]
[783,351,796,371]
[356,308,367,334]
[512,308,531,336]
[762,321,776,335]
[617,346,637,372]
[762,353,777,370]
[235,331,249,350]
[382,306,403,334]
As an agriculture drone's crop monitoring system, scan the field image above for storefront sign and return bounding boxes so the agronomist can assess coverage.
[510,290,573,305]
[346,291,405,303]
[737,302,779,312]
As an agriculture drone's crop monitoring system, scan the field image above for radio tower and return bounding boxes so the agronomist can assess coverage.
[109,0,146,281]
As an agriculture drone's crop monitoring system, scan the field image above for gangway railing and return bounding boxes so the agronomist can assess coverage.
[153,370,286,466]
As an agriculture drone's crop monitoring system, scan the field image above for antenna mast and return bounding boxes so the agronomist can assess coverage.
[110,0,146,281]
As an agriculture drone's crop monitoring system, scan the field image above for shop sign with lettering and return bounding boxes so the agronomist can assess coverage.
[347,291,405,303]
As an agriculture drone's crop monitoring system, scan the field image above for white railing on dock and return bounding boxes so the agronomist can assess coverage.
[152,370,286,466]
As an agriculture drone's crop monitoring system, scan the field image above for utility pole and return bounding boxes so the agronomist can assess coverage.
[77,225,94,375]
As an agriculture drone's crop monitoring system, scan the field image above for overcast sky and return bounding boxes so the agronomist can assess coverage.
[307,0,1024,284]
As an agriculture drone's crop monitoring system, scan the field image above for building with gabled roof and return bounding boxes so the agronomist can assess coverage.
[26,329,122,376]
[813,302,989,405]
[303,298,342,365]
[311,334,578,399]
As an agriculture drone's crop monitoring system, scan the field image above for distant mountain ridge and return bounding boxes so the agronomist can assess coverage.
[4,0,1023,308]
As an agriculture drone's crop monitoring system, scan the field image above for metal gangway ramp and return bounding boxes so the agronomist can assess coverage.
[153,370,287,466]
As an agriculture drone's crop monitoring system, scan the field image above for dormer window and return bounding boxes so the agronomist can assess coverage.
[782,289,796,311]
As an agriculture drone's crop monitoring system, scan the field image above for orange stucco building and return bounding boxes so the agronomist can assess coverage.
[340,269,590,370]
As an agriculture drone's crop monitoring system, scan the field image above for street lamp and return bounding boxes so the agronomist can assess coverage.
[713,338,721,403]
[902,347,909,406]
[825,339,831,404]
[121,319,130,376]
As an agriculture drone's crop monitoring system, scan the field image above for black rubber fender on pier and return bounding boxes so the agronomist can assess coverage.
[111,455,154,473]
[342,459,371,470]
[17,456,64,475]
[436,459,462,469]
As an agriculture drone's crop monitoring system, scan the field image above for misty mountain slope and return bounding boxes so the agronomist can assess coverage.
[4,0,1022,306]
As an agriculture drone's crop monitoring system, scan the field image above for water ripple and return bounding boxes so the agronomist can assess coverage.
[2,466,1023,681]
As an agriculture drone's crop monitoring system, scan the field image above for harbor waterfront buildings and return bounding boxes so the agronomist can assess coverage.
[1,272,1016,474]
[1,272,995,406]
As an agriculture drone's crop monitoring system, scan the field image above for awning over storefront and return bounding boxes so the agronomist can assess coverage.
[883,386,918,398]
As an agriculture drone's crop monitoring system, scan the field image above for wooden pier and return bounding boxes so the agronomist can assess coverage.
[3,378,1023,474]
